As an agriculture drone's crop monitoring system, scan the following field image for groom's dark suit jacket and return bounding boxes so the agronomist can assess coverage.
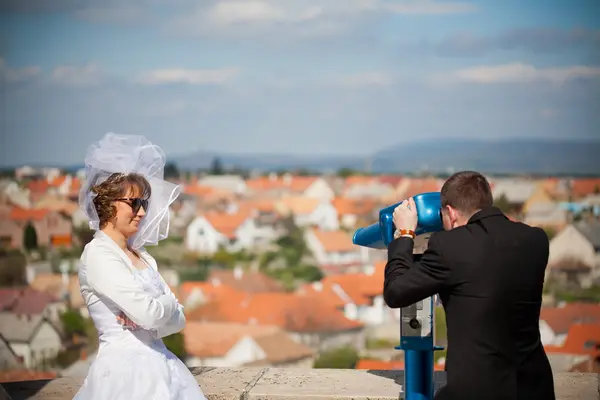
[384,207,555,400]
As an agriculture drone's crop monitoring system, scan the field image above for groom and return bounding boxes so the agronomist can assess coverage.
[383,171,555,400]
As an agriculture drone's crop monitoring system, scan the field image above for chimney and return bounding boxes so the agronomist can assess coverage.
[311,281,323,292]
[59,260,70,290]
[268,172,277,182]
[226,203,238,214]
[233,265,243,280]
[360,247,370,264]
[25,266,36,285]
[211,278,221,287]
[80,348,87,361]
[283,173,292,186]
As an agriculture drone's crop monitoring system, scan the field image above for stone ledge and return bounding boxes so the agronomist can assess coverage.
[2,368,599,400]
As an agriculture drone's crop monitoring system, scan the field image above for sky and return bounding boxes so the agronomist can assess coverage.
[1,0,600,166]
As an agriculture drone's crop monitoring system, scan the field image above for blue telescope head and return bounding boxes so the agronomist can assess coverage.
[353,192,443,249]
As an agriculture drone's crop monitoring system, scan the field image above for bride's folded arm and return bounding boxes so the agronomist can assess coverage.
[155,303,185,338]
[155,274,186,338]
[85,245,179,330]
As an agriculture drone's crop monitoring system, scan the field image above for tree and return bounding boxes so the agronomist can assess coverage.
[292,263,323,282]
[60,309,87,339]
[163,332,186,360]
[23,222,38,251]
[493,194,512,214]
[212,247,238,268]
[294,168,314,176]
[337,168,361,178]
[0,249,27,287]
[313,346,359,369]
[164,163,180,180]
[543,227,557,240]
[178,259,210,282]
[210,157,225,175]
[73,225,95,248]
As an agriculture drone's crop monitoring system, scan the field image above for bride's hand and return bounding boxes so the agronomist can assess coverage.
[116,312,139,329]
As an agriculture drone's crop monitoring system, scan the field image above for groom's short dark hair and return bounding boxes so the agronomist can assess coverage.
[440,171,493,214]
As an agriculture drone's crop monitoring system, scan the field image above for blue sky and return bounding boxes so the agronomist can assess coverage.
[1,0,599,166]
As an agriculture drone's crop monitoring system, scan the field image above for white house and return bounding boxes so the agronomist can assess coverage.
[304,228,361,268]
[246,174,335,202]
[296,262,399,326]
[183,322,314,368]
[0,313,63,368]
[302,177,336,202]
[548,222,600,288]
[185,210,265,254]
[0,180,31,209]
[276,197,339,231]
[331,197,378,230]
[0,334,22,369]
[198,175,247,195]
[524,202,568,229]
[343,180,395,199]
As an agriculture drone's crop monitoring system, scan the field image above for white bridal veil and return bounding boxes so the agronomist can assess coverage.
[79,132,181,249]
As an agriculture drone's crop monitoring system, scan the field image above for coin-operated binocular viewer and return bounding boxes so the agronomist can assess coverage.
[353,192,444,400]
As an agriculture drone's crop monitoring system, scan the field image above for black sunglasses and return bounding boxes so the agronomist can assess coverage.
[116,198,148,215]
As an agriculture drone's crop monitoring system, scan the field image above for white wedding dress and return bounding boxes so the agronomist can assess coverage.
[74,231,206,400]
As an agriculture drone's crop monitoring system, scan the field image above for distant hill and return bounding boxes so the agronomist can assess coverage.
[370,138,600,175]
[175,151,362,173]
[174,138,600,176]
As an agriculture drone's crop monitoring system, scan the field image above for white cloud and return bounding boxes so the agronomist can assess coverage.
[51,63,103,87]
[207,1,289,25]
[136,68,240,85]
[0,58,41,83]
[382,1,477,15]
[167,0,476,37]
[433,63,600,85]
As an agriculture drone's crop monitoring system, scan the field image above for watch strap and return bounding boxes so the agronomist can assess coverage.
[394,229,416,239]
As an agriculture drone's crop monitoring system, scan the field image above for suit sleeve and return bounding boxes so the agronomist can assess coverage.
[86,245,178,330]
[383,233,451,308]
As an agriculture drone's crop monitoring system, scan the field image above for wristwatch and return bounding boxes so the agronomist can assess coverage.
[394,229,416,239]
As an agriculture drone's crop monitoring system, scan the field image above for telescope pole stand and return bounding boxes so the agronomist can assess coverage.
[397,297,444,400]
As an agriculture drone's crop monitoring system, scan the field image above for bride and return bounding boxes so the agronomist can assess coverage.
[74,133,207,399]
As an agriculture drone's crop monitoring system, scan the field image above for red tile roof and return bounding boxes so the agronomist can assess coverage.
[9,207,50,221]
[188,292,363,333]
[356,359,445,371]
[0,369,57,383]
[540,302,600,335]
[545,323,600,356]
[0,288,59,315]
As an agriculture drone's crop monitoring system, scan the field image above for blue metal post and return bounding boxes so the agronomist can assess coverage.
[396,296,437,400]
[352,192,445,400]
[404,349,434,400]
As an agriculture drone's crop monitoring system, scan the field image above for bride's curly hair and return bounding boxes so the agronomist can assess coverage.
[90,172,151,229]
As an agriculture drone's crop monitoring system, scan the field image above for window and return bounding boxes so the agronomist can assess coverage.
[48,215,58,228]
[198,228,205,236]
[583,340,599,350]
